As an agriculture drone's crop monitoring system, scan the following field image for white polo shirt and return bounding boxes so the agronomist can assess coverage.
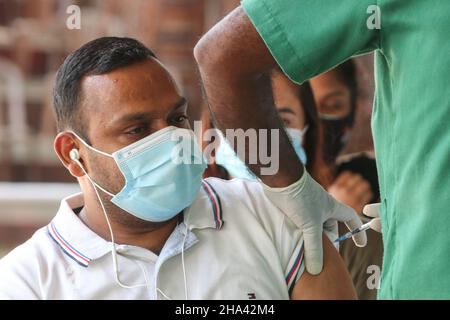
[0,178,305,300]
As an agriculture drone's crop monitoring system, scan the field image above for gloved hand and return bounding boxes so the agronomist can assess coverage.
[261,170,367,275]
[363,203,382,233]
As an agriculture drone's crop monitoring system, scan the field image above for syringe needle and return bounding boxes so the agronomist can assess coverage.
[334,221,372,243]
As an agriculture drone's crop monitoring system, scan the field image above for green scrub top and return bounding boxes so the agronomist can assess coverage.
[241,0,450,299]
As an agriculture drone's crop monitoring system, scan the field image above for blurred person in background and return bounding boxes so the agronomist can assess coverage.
[271,71,329,187]
[310,61,357,166]
[0,37,356,300]
[310,60,383,300]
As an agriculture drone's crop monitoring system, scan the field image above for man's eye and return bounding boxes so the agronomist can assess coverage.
[173,115,188,123]
[126,126,147,135]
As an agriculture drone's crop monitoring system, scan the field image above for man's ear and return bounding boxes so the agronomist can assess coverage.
[54,132,85,178]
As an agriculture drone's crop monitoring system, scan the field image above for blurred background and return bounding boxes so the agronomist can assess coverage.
[0,0,374,258]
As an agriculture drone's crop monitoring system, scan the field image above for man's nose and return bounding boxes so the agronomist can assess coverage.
[153,119,172,133]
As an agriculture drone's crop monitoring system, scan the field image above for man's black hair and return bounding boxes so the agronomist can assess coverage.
[53,37,156,142]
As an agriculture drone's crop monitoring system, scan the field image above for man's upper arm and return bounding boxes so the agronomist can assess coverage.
[241,0,380,83]
[277,213,356,300]
[290,234,357,300]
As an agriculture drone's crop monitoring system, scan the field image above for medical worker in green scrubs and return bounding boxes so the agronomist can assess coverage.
[194,0,450,299]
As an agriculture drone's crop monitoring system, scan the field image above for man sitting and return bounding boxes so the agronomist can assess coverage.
[0,37,355,300]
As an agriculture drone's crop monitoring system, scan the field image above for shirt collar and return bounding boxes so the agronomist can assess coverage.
[47,193,111,268]
[47,180,224,268]
[184,180,224,231]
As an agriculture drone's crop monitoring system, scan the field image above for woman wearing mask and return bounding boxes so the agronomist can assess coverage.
[310,60,383,300]
[207,65,383,300]
[272,65,383,300]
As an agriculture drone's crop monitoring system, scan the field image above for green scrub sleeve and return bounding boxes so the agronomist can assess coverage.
[241,0,380,83]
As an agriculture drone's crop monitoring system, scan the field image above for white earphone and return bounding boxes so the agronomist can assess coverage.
[68,146,156,292]
[70,148,80,161]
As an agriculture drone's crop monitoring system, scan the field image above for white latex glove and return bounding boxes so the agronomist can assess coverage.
[261,170,367,275]
[363,203,382,233]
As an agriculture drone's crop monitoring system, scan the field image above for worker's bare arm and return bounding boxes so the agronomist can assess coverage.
[194,6,304,187]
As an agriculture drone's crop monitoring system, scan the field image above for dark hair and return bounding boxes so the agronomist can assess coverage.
[298,82,331,186]
[53,37,156,141]
[333,59,358,122]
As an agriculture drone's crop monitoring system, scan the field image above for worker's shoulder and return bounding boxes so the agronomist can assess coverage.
[0,225,58,299]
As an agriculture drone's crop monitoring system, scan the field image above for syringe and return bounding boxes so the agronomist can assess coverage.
[334,219,379,243]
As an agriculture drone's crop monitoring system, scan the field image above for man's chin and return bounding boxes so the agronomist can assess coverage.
[109,206,182,231]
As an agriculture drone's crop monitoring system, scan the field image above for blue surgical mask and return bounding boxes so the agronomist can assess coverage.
[72,126,207,222]
[285,127,308,165]
[215,127,307,180]
[215,132,256,181]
